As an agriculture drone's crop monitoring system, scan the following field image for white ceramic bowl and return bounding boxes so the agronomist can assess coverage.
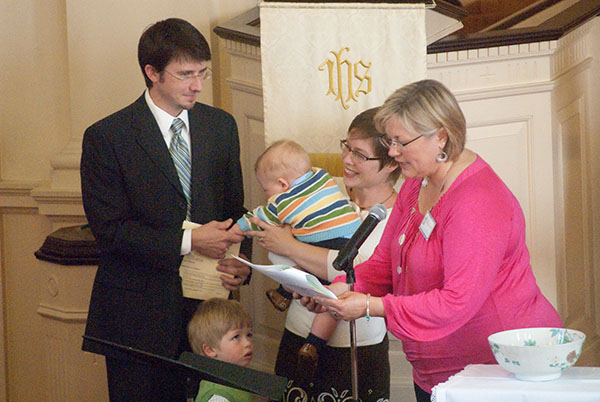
[488,327,585,381]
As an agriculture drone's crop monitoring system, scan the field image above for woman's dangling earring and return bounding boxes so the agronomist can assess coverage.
[437,133,449,163]
[436,150,448,163]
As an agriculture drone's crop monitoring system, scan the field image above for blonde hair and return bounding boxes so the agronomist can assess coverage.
[187,298,252,356]
[255,140,312,183]
[375,79,466,161]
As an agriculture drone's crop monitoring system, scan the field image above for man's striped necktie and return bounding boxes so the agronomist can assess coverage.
[169,118,191,220]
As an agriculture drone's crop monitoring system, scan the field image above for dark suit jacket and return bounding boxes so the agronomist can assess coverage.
[80,94,248,360]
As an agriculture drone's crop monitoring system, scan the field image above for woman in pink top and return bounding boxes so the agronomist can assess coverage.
[314,79,562,402]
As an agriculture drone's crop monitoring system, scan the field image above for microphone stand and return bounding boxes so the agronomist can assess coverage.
[332,204,387,401]
[338,248,359,402]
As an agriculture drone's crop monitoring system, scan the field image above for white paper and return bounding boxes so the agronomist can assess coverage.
[229,255,337,299]
[179,221,240,300]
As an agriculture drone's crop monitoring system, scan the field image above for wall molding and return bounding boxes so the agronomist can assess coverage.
[427,40,557,66]
[552,18,596,79]
[37,304,88,323]
[428,40,557,97]
[0,180,42,208]
[30,187,85,217]
[227,78,263,97]
[452,81,555,102]
[224,39,261,59]
[0,180,85,217]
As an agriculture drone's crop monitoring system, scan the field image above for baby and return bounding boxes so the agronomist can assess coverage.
[187,298,254,402]
[229,139,361,379]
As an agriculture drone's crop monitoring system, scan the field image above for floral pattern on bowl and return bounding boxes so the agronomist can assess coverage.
[488,327,585,381]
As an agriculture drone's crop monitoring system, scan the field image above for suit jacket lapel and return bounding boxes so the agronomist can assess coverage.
[131,96,185,199]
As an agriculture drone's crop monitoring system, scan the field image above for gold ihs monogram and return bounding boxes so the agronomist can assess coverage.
[318,47,372,110]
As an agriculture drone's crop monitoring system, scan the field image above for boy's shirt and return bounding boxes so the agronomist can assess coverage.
[237,168,361,243]
[196,380,253,402]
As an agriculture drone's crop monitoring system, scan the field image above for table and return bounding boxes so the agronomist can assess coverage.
[431,364,600,402]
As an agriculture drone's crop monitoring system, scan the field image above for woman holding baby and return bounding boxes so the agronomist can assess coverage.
[248,106,400,402]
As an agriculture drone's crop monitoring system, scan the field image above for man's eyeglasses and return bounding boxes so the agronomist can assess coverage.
[379,134,423,150]
[164,67,212,83]
[340,139,383,163]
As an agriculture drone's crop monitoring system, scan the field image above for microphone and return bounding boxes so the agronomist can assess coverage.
[333,203,387,272]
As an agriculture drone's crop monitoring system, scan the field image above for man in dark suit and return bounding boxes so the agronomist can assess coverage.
[80,18,251,401]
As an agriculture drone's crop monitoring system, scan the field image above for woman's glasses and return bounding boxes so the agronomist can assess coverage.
[340,139,384,163]
[379,134,423,150]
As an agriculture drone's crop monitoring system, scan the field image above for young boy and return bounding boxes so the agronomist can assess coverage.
[229,140,361,378]
[187,298,254,402]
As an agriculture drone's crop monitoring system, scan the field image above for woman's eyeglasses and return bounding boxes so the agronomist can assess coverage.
[340,139,384,163]
[379,134,423,150]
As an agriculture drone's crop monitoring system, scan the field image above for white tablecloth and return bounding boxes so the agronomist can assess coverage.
[432,364,600,402]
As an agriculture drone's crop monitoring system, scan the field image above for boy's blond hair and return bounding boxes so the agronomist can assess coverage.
[254,140,312,184]
[187,298,252,356]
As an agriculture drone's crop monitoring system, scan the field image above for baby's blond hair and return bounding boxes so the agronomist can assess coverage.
[187,298,252,356]
[254,140,312,184]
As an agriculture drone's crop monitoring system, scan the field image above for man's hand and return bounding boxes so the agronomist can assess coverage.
[217,253,251,291]
[191,219,244,259]
[228,222,245,237]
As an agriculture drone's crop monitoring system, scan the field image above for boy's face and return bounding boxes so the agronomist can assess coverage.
[211,326,254,367]
[256,168,287,199]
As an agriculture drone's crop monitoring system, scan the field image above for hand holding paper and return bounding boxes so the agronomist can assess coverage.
[180,221,241,300]
[217,256,250,291]
[229,255,337,299]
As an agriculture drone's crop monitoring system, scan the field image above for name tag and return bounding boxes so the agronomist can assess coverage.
[419,211,436,240]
